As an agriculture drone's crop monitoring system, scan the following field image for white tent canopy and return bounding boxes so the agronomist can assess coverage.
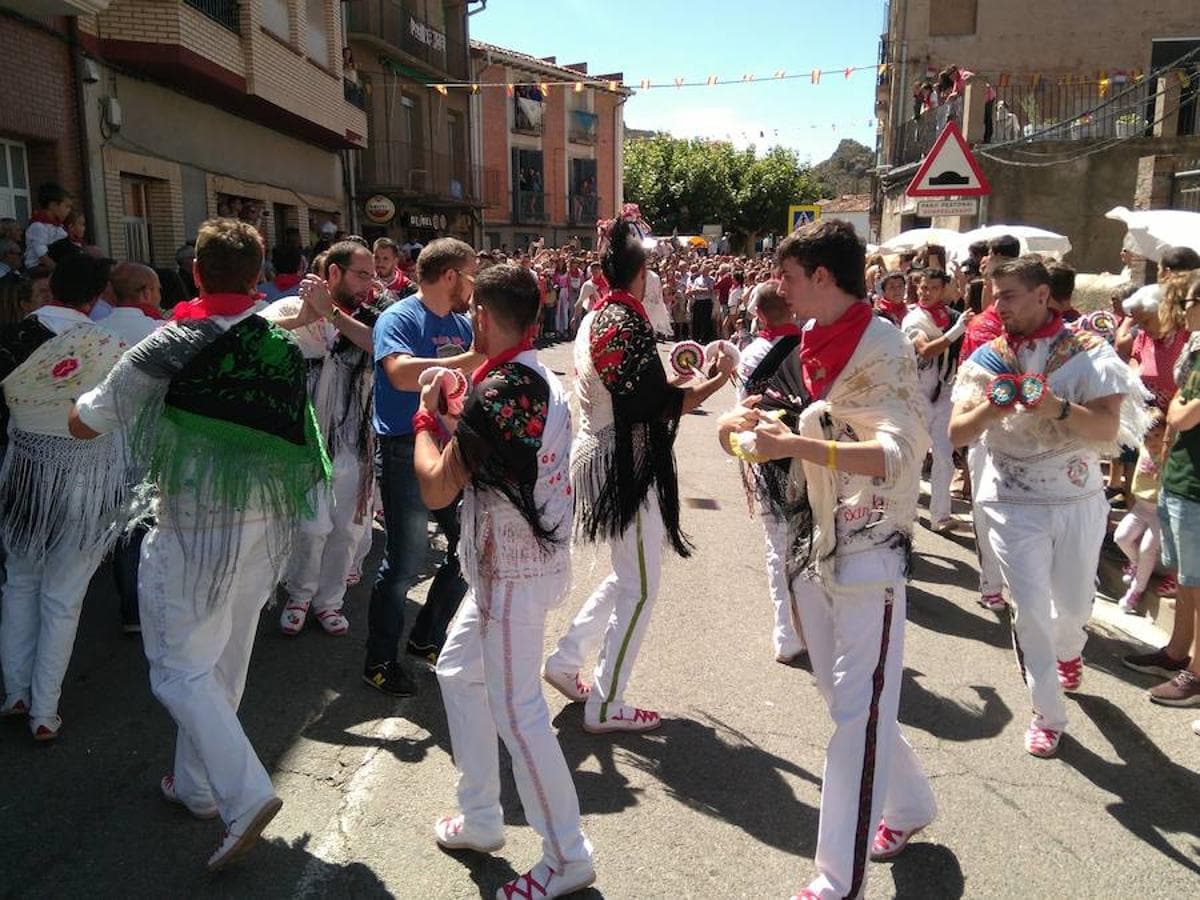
[877,227,962,254]
[950,225,1072,260]
[1105,206,1200,262]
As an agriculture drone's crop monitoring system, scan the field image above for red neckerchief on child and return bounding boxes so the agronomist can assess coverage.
[875,297,907,323]
[918,301,951,331]
[274,273,302,292]
[759,323,803,341]
[170,293,259,321]
[1002,311,1062,353]
[594,288,648,322]
[472,337,534,385]
[30,210,61,226]
[798,300,872,398]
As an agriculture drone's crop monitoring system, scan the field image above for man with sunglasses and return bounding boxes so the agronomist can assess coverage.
[365,238,482,695]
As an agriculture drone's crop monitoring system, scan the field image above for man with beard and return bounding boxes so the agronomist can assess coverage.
[374,237,415,298]
[366,238,481,695]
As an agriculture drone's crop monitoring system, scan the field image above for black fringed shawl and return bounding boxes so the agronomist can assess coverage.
[577,300,690,556]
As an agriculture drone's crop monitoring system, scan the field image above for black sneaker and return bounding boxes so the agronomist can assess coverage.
[362,661,418,697]
[1122,648,1191,678]
[406,639,439,665]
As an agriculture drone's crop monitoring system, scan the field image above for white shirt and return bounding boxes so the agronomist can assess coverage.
[90,298,114,321]
[578,279,601,313]
[24,221,67,269]
[101,307,159,346]
[34,304,101,335]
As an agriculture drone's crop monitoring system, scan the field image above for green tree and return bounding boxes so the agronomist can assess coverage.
[623,134,821,249]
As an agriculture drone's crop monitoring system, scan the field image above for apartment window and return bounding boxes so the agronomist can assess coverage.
[121,176,153,264]
[928,0,976,36]
[305,0,330,63]
[0,139,31,224]
[448,110,465,199]
[262,0,290,40]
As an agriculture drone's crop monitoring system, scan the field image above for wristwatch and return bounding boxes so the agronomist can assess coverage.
[1056,397,1071,421]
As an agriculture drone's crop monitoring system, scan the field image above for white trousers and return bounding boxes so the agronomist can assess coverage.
[979,494,1108,732]
[968,446,1004,597]
[926,392,954,523]
[0,542,106,719]
[763,511,804,657]
[1114,499,1161,594]
[548,498,664,724]
[284,451,370,611]
[138,517,278,826]
[437,581,590,868]
[793,552,936,900]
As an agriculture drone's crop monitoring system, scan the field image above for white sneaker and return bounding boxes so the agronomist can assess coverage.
[583,704,661,734]
[160,773,219,820]
[280,601,309,636]
[434,814,505,853]
[206,796,283,872]
[542,667,591,703]
[495,859,595,900]
[1192,719,1200,737]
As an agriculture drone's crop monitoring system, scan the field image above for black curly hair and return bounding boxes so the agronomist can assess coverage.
[601,218,646,291]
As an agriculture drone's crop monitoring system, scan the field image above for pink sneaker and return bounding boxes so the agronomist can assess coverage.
[977,592,1006,612]
[789,890,821,900]
[1057,657,1083,691]
[1118,587,1142,614]
[280,602,309,636]
[314,608,349,636]
[870,820,927,860]
[1024,722,1062,758]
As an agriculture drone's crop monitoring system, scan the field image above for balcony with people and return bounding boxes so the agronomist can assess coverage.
[343,0,469,80]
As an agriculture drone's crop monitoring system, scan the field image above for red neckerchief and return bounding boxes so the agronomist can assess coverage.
[128,302,163,320]
[875,297,907,322]
[918,300,951,331]
[274,273,302,292]
[30,210,61,226]
[798,301,872,398]
[959,305,1003,362]
[594,273,610,293]
[472,338,534,385]
[594,288,648,322]
[385,270,409,293]
[170,293,258,321]
[1003,311,1063,353]
[759,323,803,341]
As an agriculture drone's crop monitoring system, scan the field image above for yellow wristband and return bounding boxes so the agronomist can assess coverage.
[826,440,838,469]
[326,305,343,322]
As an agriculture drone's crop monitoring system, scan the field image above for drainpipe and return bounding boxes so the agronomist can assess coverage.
[68,18,96,245]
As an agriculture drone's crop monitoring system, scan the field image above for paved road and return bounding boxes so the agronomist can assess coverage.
[2,338,1198,899]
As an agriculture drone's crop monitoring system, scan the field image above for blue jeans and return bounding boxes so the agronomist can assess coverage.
[367,435,467,665]
[1159,490,1200,587]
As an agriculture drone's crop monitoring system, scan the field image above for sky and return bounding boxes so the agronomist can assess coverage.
[469,0,885,164]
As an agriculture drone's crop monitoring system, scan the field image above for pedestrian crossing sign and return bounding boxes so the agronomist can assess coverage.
[788,204,822,232]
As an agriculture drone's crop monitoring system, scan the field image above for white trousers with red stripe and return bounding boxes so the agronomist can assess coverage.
[792,551,936,900]
[546,498,665,724]
[762,510,805,659]
[436,577,591,870]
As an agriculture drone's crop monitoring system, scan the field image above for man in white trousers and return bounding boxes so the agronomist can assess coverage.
[543,218,732,733]
[901,268,972,532]
[951,255,1149,758]
[265,241,385,636]
[414,264,594,900]
[734,279,806,662]
[720,219,937,900]
[70,219,330,870]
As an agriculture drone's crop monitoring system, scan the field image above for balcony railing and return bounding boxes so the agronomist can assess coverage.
[344,0,468,80]
[513,190,548,224]
[567,192,599,225]
[344,78,367,111]
[184,0,240,33]
[568,110,598,145]
[360,139,498,204]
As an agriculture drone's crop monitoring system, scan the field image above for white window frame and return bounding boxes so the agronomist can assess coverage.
[0,138,32,223]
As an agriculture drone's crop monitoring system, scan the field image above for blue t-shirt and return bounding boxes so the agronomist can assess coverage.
[373,295,473,436]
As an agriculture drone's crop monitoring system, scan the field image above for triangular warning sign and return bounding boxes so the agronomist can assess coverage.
[905,121,991,197]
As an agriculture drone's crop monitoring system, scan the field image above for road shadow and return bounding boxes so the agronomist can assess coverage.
[905,583,1012,651]
[1060,693,1200,878]
[553,706,821,858]
[899,668,1012,742]
[888,841,966,899]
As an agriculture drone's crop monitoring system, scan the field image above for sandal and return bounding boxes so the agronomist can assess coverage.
[315,608,349,636]
[280,602,310,636]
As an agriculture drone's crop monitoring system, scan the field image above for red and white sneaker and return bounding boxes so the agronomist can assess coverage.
[31,715,61,742]
[314,608,350,636]
[280,601,310,636]
[1,697,29,718]
[1024,722,1062,758]
[583,704,661,734]
[542,667,591,703]
[495,860,595,900]
[160,773,220,820]
[206,796,284,872]
[434,814,505,853]
[870,820,927,861]
[788,889,821,900]
[1057,657,1083,691]
[977,592,1006,613]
